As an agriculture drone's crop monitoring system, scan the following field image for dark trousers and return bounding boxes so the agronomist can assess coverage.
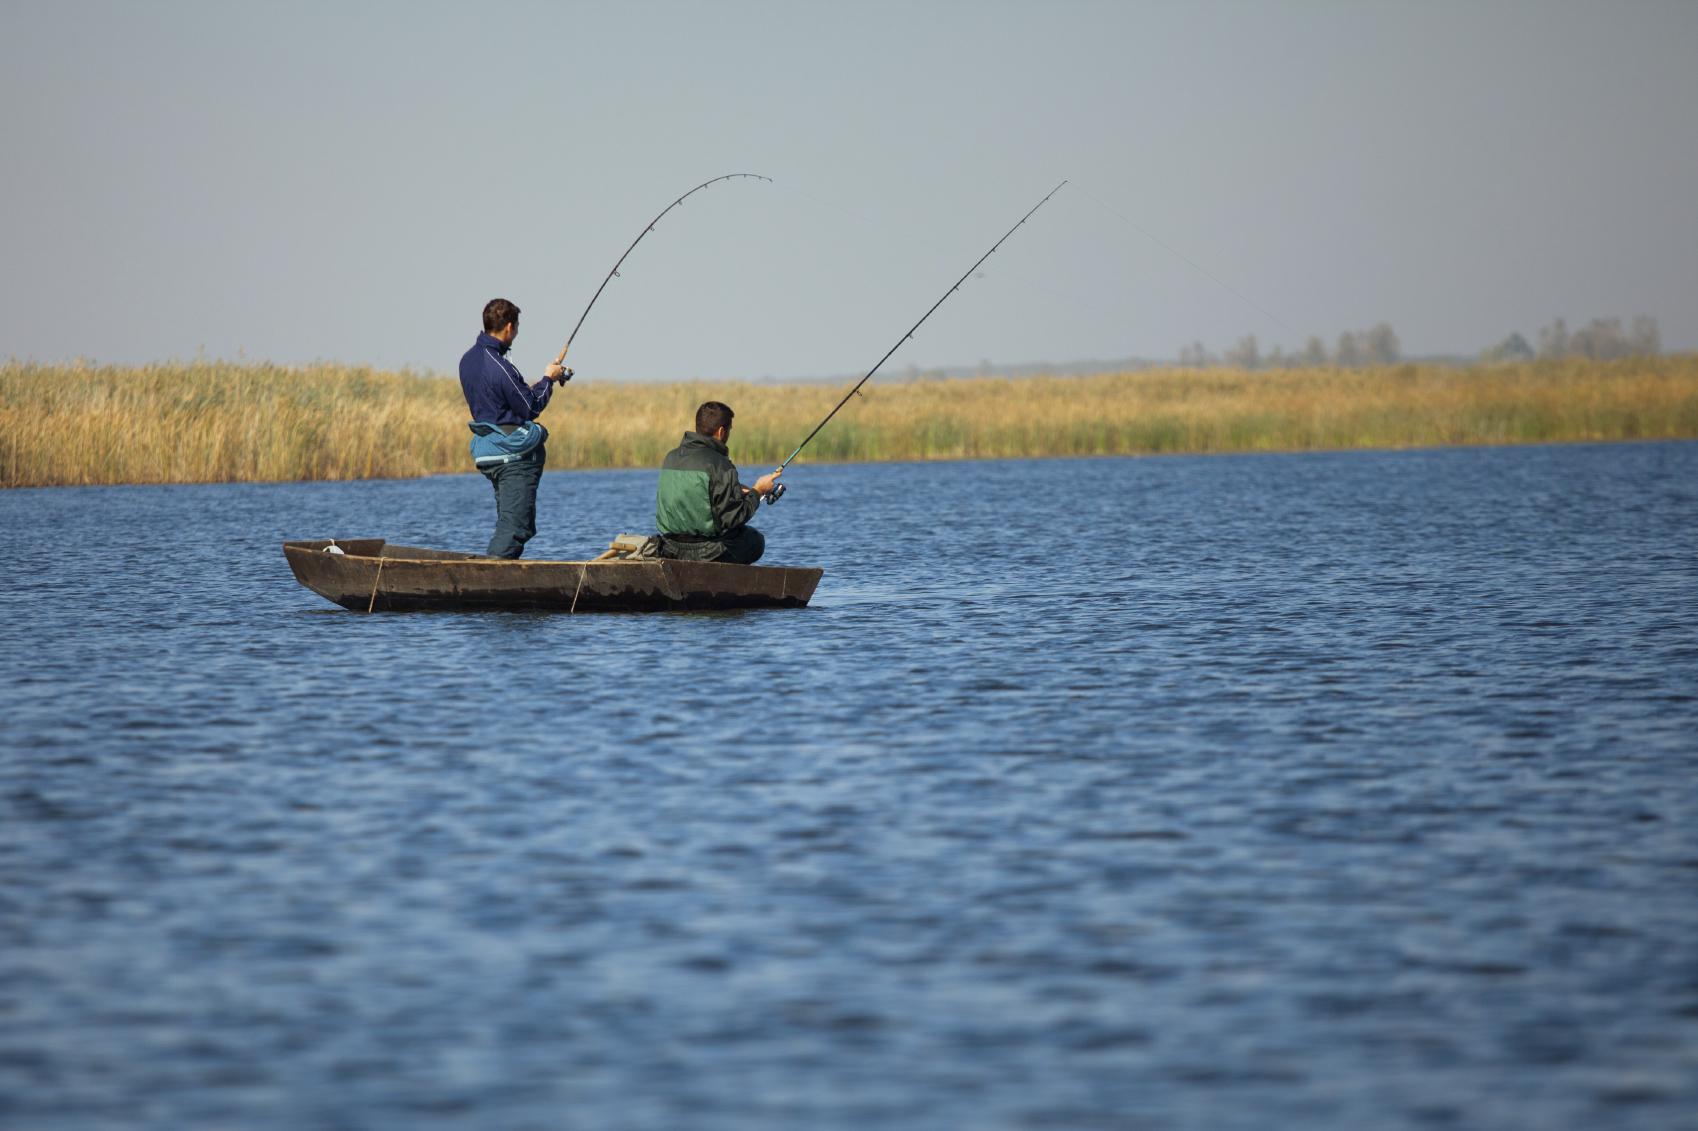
[480,445,545,559]
[660,525,764,565]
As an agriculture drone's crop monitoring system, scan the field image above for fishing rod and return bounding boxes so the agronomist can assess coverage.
[764,180,1067,504]
[550,173,772,378]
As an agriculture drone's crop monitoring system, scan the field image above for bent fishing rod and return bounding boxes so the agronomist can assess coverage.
[764,180,1067,504]
[550,173,772,378]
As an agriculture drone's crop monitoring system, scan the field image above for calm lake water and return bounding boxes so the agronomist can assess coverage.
[2,442,1697,1130]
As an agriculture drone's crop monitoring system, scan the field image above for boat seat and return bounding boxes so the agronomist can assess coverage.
[594,533,663,561]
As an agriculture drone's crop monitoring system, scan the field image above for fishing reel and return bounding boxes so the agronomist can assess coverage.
[763,482,786,506]
[552,367,574,385]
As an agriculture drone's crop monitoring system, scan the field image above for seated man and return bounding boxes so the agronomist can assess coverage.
[655,401,782,564]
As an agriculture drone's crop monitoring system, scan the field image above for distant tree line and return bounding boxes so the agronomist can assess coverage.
[1177,315,1663,369]
[1177,323,1401,370]
[1481,316,1660,362]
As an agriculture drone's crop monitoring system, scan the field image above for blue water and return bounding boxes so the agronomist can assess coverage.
[2,443,1696,1130]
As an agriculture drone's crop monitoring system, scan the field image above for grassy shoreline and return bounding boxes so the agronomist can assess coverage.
[4,357,1696,488]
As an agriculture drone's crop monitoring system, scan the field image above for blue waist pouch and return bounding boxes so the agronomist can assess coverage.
[468,420,547,467]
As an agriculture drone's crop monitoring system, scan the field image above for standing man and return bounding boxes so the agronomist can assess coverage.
[655,401,782,564]
[459,298,571,558]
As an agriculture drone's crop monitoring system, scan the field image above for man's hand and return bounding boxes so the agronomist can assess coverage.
[752,467,784,496]
[545,343,571,383]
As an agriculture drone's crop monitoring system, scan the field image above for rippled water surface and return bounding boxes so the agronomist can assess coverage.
[3,443,1697,1130]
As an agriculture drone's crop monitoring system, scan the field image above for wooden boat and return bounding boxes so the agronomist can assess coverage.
[283,539,822,613]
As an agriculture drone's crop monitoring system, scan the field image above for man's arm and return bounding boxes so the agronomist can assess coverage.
[708,461,764,533]
[490,352,556,420]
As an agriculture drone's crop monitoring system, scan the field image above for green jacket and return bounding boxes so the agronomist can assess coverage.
[655,432,761,538]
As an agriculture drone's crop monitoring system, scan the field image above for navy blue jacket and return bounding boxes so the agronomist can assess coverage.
[458,333,554,427]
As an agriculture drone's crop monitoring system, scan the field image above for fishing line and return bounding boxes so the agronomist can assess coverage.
[784,181,1034,283]
[785,183,896,240]
[765,181,1068,503]
[1070,180,1294,336]
[777,179,1175,368]
[659,177,1283,379]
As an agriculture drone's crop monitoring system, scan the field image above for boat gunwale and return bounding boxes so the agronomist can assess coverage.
[282,539,819,572]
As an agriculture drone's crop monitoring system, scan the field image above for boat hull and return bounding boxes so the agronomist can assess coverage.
[283,540,822,613]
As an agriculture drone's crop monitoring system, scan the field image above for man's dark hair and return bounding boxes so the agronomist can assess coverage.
[696,401,735,435]
[483,298,521,333]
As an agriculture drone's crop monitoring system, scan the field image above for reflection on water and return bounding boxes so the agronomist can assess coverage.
[2,443,1696,1129]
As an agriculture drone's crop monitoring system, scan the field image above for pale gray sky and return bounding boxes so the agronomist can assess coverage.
[3,0,1694,380]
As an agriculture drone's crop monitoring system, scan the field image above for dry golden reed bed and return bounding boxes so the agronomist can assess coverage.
[3,356,1696,487]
